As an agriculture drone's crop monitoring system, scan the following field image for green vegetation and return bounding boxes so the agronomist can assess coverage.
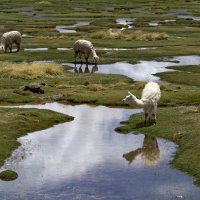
[157,65,200,86]
[0,170,18,181]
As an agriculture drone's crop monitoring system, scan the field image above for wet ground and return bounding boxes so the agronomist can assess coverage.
[1,103,200,200]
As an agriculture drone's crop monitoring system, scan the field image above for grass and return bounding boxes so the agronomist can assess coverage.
[0,61,64,79]
[156,65,200,86]
[0,170,18,181]
[90,29,169,41]
[115,106,200,186]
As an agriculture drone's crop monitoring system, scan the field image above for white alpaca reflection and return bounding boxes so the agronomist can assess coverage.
[74,63,98,74]
[123,135,160,166]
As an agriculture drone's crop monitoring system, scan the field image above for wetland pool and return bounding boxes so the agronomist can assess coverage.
[0,103,200,200]
[66,55,200,81]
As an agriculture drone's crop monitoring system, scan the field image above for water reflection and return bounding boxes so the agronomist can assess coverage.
[0,103,200,199]
[74,63,98,73]
[116,18,135,29]
[67,55,200,81]
[123,135,160,166]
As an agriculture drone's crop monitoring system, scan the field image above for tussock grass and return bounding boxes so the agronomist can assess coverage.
[111,81,127,88]
[86,84,105,91]
[0,62,64,79]
[37,1,52,5]
[90,30,168,41]
[125,31,169,41]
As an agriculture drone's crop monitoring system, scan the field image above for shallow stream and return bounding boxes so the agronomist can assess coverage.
[0,103,200,199]
[66,55,200,81]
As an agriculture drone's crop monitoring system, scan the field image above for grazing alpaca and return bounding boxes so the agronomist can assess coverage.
[123,82,161,124]
[0,31,22,53]
[73,39,99,64]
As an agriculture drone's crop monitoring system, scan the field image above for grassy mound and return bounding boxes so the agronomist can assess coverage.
[0,170,18,181]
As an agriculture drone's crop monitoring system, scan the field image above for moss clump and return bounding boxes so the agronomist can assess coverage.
[0,170,18,181]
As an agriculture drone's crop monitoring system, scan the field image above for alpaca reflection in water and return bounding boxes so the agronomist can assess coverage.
[74,63,98,74]
[123,135,160,166]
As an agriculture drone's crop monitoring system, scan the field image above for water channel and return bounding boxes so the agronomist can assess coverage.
[0,103,200,199]
[66,55,200,82]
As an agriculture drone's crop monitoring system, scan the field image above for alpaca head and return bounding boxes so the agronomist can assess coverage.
[123,91,136,106]
[93,55,99,63]
[0,45,5,53]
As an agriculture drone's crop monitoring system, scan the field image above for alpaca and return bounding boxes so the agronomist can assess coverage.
[123,82,161,123]
[73,39,99,64]
[0,31,22,53]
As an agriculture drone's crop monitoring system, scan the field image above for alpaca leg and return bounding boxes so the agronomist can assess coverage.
[74,51,79,63]
[16,42,20,52]
[78,52,83,63]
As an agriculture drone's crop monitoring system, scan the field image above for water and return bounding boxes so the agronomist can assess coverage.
[56,21,91,33]
[149,19,176,26]
[116,18,135,29]
[66,55,200,82]
[24,48,48,51]
[177,15,200,21]
[0,103,200,199]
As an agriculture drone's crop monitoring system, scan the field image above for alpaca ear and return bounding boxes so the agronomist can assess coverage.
[128,91,133,96]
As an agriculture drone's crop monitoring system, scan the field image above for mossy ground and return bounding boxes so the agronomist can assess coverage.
[0,170,18,181]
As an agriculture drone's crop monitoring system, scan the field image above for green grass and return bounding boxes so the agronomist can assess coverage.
[0,170,18,181]
[156,65,200,86]
[115,106,200,186]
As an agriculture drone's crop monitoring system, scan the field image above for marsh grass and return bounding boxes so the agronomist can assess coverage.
[90,30,169,41]
[0,62,64,79]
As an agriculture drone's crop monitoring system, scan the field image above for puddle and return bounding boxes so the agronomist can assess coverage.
[24,48,48,51]
[149,21,159,26]
[97,48,132,51]
[177,15,200,21]
[56,21,91,33]
[22,34,33,38]
[149,19,176,26]
[116,18,135,29]
[137,47,157,51]
[0,103,199,199]
[66,55,200,82]
[57,48,72,51]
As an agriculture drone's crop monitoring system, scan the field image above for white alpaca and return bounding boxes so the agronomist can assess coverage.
[73,39,99,64]
[123,82,161,123]
[0,31,22,53]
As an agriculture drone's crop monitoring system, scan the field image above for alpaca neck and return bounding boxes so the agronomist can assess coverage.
[130,95,145,108]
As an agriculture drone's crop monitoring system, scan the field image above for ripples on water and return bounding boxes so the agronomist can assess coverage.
[0,103,200,200]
